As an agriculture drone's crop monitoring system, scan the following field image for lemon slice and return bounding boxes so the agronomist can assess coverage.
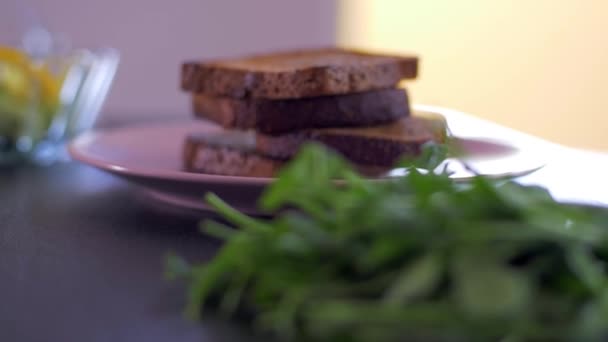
[0,45,65,132]
[0,45,63,107]
[0,45,67,142]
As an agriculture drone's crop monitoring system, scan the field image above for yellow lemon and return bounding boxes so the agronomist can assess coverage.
[0,46,29,68]
[0,45,67,140]
[0,45,63,107]
[0,45,66,126]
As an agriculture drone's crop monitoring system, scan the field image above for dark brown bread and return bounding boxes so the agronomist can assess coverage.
[181,48,418,99]
[192,88,410,134]
[182,135,390,178]
[256,116,436,167]
[182,114,445,177]
[182,131,414,178]
[182,136,393,178]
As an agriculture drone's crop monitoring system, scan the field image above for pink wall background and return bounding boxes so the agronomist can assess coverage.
[3,0,337,120]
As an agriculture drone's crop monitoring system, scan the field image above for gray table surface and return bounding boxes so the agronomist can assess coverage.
[0,157,260,341]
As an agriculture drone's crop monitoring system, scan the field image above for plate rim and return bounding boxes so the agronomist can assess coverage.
[68,105,547,185]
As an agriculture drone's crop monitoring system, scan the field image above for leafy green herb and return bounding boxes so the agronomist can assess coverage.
[168,143,608,341]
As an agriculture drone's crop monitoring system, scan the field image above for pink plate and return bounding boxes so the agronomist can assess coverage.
[68,105,547,213]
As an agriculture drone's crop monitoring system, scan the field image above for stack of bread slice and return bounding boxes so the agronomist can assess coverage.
[180,48,443,177]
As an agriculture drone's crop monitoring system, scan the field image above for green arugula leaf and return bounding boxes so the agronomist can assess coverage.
[383,252,443,304]
[452,250,532,318]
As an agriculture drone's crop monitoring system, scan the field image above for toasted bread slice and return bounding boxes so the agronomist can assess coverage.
[191,88,410,134]
[182,130,404,178]
[183,134,393,178]
[256,116,436,167]
[181,48,418,99]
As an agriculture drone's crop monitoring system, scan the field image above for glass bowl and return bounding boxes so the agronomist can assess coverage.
[0,43,119,166]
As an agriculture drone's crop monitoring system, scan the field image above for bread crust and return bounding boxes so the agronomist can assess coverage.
[182,48,418,99]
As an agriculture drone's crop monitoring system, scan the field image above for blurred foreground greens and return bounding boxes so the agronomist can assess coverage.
[168,144,608,341]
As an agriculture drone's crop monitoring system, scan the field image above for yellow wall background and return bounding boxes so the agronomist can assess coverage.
[339,0,608,150]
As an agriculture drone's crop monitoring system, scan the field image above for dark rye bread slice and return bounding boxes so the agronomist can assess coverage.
[183,134,394,178]
[256,116,437,167]
[181,48,418,99]
[191,88,410,134]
